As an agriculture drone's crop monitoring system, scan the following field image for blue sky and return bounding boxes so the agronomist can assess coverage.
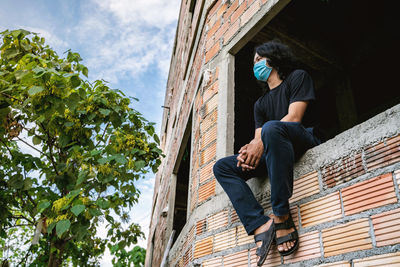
[1,0,180,265]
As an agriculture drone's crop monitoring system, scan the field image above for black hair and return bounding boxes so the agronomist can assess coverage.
[255,39,298,80]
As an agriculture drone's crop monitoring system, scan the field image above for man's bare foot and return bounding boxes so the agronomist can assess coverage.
[254,219,273,263]
[273,214,296,252]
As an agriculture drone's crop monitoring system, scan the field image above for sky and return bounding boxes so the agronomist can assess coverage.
[0,0,181,265]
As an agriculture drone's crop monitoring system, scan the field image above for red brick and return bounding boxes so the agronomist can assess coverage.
[353,252,400,266]
[322,153,365,188]
[223,0,239,22]
[231,209,240,223]
[214,228,236,252]
[216,2,228,18]
[200,109,218,133]
[201,125,217,150]
[198,178,216,202]
[322,219,372,257]
[341,173,397,215]
[207,18,221,40]
[194,236,213,258]
[196,219,206,235]
[317,262,351,267]
[223,18,240,44]
[207,209,229,231]
[365,135,400,170]
[201,94,218,119]
[205,41,220,63]
[200,160,215,183]
[209,0,222,17]
[236,225,253,246]
[300,192,342,227]
[372,208,400,247]
[231,0,246,24]
[203,80,218,103]
[203,256,222,267]
[201,141,217,165]
[283,231,321,263]
[290,171,319,203]
[240,0,260,26]
[215,20,230,41]
[223,249,249,266]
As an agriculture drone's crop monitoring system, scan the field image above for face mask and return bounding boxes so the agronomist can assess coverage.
[253,59,272,82]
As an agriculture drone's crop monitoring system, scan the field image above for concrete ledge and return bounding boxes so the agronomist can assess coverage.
[168,103,400,264]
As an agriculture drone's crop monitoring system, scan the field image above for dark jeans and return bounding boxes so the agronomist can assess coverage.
[213,121,321,235]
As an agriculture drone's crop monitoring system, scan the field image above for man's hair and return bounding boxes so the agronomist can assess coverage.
[255,40,297,80]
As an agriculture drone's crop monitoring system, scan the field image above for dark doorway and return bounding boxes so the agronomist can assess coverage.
[172,113,192,245]
[234,0,400,149]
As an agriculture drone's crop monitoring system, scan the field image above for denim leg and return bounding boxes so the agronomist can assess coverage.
[261,120,321,216]
[213,155,270,235]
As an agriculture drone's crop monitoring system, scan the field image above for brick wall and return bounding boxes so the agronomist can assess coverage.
[146,0,400,266]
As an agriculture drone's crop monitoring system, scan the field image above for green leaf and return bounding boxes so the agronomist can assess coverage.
[56,219,71,238]
[76,170,88,185]
[32,136,41,145]
[67,189,81,199]
[70,76,81,88]
[64,121,74,127]
[71,204,85,216]
[82,67,88,77]
[28,86,44,96]
[115,154,127,164]
[134,160,146,170]
[99,108,111,116]
[153,134,160,144]
[96,198,110,209]
[89,208,103,216]
[98,158,108,164]
[38,200,51,213]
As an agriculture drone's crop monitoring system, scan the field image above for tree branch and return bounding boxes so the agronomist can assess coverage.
[38,122,60,176]
[95,122,110,147]
[15,136,44,155]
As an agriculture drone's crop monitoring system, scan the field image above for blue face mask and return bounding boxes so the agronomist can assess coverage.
[253,59,272,81]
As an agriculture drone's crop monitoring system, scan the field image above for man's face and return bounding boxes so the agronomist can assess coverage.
[253,52,269,66]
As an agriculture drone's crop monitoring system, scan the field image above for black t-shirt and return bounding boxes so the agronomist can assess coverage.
[254,69,316,129]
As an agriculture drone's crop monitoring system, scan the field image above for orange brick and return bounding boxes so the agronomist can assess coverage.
[290,171,320,203]
[365,135,400,170]
[203,80,218,103]
[208,209,229,231]
[261,0,268,4]
[201,94,218,118]
[214,228,236,252]
[224,18,240,44]
[209,0,222,17]
[223,249,248,266]
[341,173,397,215]
[300,192,342,228]
[216,2,229,18]
[196,219,206,236]
[201,125,217,149]
[205,41,220,63]
[250,244,281,267]
[290,206,299,229]
[240,0,260,26]
[283,231,321,263]
[231,209,240,223]
[198,178,216,202]
[322,153,364,188]
[207,18,221,40]
[215,20,230,41]
[237,225,254,246]
[322,219,372,257]
[200,160,215,183]
[194,236,213,258]
[223,0,239,21]
[353,252,400,266]
[201,141,217,165]
[316,261,351,267]
[200,108,218,133]
[372,208,400,247]
[202,256,223,267]
[231,0,246,24]
[183,244,192,265]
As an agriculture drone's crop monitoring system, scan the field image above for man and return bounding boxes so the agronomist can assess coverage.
[213,40,321,266]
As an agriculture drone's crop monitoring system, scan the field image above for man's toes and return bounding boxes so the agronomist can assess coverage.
[278,244,284,251]
[283,242,289,251]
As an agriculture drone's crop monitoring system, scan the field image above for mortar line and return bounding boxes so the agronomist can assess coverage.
[391,170,400,203]
[319,229,325,260]
[368,215,377,248]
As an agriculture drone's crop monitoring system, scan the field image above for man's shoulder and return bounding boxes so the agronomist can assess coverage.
[287,69,308,80]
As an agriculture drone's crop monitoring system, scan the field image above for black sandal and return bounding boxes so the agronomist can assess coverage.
[274,214,299,256]
[254,222,275,266]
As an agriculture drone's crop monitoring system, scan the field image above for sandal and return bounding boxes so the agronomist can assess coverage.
[254,222,275,266]
[274,214,299,256]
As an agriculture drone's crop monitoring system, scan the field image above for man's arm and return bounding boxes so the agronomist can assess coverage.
[280,101,308,122]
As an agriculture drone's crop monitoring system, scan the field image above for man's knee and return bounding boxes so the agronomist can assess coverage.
[261,120,284,141]
[213,157,227,177]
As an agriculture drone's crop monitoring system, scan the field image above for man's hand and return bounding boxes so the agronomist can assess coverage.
[237,138,264,171]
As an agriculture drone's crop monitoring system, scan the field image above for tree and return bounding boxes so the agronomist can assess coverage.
[0,29,162,266]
